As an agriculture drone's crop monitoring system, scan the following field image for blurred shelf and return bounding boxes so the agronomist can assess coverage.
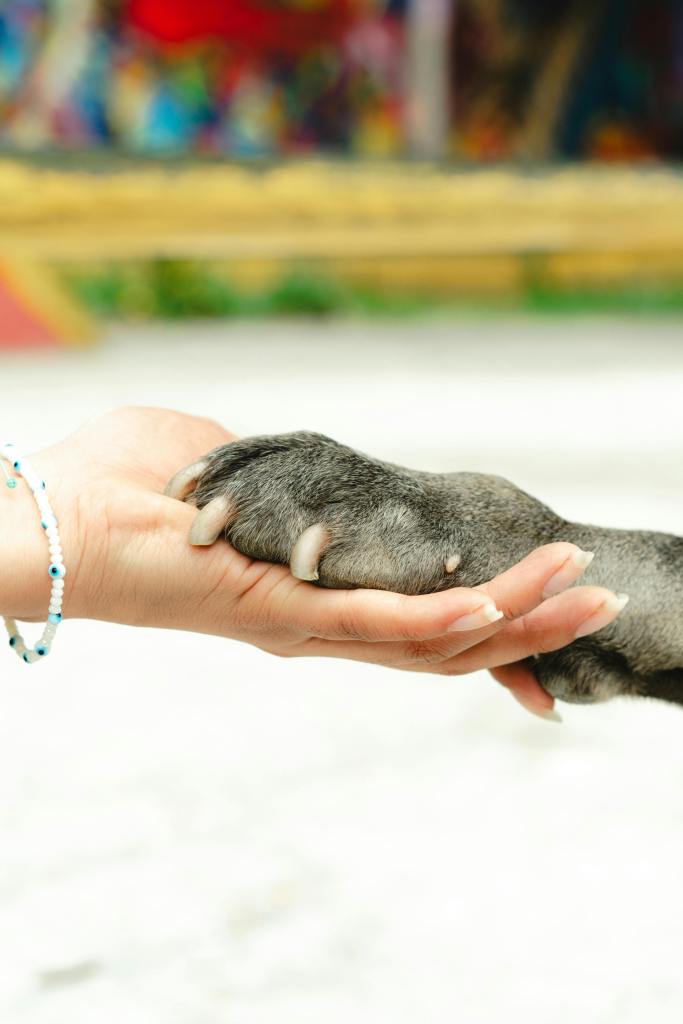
[1,160,683,291]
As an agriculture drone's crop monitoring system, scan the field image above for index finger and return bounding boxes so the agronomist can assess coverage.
[283,582,501,642]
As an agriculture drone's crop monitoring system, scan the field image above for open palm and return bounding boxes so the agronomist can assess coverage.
[28,407,623,720]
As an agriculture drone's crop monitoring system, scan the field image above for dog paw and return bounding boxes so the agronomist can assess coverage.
[164,432,464,594]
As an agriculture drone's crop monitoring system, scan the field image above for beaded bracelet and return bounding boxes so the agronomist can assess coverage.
[1,442,65,664]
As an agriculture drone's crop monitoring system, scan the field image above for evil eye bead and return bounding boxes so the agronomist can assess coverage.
[22,651,39,664]
[35,644,49,657]
[41,514,58,530]
[12,459,22,472]
[48,563,66,579]
[48,613,62,624]
[9,635,19,647]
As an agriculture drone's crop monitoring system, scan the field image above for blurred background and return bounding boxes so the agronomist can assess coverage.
[2,3,683,1023]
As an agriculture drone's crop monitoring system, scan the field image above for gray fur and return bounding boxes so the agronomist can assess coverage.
[180,431,683,707]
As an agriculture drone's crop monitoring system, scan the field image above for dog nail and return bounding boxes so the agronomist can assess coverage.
[574,592,629,639]
[542,548,595,598]
[189,495,235,546]
[444,554,461,573]
[447,602,504,632]
[164,459,209,500]
[290,523,330,581]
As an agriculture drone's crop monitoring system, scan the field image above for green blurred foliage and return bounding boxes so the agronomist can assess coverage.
[63,259,683,321]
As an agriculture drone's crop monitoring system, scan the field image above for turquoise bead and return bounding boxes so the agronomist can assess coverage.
[48,613,62,624]
[35,645,49,657]
[6,479,16,489]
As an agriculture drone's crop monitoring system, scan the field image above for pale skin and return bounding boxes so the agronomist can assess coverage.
[0,407,628,720]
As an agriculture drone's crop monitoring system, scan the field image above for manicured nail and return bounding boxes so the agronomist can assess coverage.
[574,592,629,639]
[447,602,504,632]
[542,549,595,598]
[511,692,563,723]
[539,707,563,723]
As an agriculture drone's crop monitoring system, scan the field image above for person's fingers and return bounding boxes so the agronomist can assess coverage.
[273,541,594,643]
[474,542,594,619]
[435,586,628,675]
[489,662,560,721]
[296,585,624,670]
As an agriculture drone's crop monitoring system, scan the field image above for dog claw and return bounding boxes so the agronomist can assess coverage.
[290,524,330,581]
[164,459,209,501]
[189,495,235,546]
[445,554,461,573]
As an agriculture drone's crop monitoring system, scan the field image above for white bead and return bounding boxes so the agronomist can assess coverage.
[52,580,65,592]
[22,471,41,490]
[45,526,58,539]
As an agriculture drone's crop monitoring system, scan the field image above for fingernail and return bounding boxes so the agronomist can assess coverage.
[542,548,595,598]
[511,692,563,723]
[574,592,629,639]
[447,602,504,632]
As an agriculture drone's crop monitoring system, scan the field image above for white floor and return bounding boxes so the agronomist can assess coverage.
[1,316,683,1024]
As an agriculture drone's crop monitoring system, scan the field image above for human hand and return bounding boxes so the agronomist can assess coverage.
[6,407,625,720]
